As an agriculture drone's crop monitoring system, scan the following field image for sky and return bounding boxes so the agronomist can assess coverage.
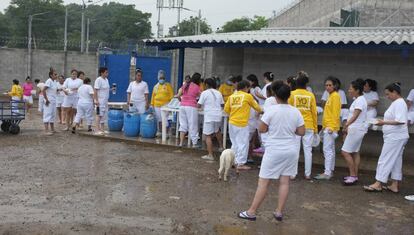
[0,0,296,36]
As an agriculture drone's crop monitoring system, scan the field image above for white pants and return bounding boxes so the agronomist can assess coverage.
[38,95,44,113]
[98,101,108,124]
[154,107,162,124]
[229,124,250,166]
[322,129,338,176]
[11,97,21,114]
[179,106,199,145]
[408,111,414,125]
[342,128,366,153]
[74,103,94,126]
[129,101,146,114]
[375,137,408,183]
[43,102,56,123]
[298,129,315,177]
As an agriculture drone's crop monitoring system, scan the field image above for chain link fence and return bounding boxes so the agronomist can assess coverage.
[0,35,171,57]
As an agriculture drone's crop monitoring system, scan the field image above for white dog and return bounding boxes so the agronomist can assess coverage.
[218,149,235,182]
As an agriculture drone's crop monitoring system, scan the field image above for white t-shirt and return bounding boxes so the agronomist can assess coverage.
[382,98,409,140]
[322,89,348,105]
[37,82,45,96]
[263,96,278,112]
[347,96,368,130]
[407,89,414,112]
[127,81,149,103]
[44,79,57,102]
[94,76,110,104]
[363,91,379,112]
[198,89,224,122]
[77,84,94,105]
[63,78,83,96]
[57,83,65,98]
[261,104,305,147]
[306,86,313,93]
[250,86,262,105]
[261,83,271,100]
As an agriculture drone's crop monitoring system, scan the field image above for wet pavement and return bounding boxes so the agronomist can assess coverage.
[0,113,413,234]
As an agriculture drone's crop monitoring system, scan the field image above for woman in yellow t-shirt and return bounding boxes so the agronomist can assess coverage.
[314,77,341,180]
[151,70,174,135]
[8,79,23,113]
[224,80,262,171]
[218,76,235,103]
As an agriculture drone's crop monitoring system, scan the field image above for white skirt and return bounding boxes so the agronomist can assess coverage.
[341,128,366,153]
[259,145,298,179]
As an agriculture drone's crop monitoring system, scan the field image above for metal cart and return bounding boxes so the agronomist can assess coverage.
[0,100,26,134]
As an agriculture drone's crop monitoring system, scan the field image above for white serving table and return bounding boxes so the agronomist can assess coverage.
[161,107,229,148]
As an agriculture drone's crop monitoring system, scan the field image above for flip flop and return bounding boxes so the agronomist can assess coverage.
[237,165,252,171]
[238,211,256,221]
[382,186,399,194]
[363,185,382,192]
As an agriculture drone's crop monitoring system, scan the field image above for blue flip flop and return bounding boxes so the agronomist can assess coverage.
[238,211,256,221]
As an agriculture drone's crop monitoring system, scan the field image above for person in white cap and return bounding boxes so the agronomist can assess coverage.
[151,70,174,136]
[127,68,149,114]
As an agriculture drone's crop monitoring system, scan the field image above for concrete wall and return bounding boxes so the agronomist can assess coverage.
[0,48,98,93]
[211,48,244,79]
[242,47,414,115]
[269,0,414,27]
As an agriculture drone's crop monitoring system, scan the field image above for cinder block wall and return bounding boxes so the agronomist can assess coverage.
[242,47,414,115]
[269,0,414,27]
[0,48,98,93]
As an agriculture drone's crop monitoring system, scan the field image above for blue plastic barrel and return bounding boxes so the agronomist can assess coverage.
[108,108,124,131]
[123,112,140,137]
[140,112,157,138]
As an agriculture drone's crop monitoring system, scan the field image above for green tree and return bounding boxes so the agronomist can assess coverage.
[168,16,212,37]
[0,12,11,37]
[220,15,268,33]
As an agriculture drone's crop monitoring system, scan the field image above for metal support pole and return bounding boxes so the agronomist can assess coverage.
[157,5,161,38]
[177,4,181,35]
[27,15,32,78]
[86,18,90,53]
[197,10,201,35]
[177,48,185,91]
[81,4,85,52]
[64,7,68,52]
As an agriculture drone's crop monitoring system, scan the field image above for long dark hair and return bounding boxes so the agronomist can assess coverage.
[204,78,216,89]
[365,79,378,92]
[264,72,274,82]
[325,76,340,91]
[246,74,259,88]
[351,79,365,95]
[184,72,201,93]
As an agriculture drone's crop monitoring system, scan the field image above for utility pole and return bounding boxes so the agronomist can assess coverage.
[27,15,33,78]
[86,18,90,53]
[177,0,182,36]
[64,7,68,52]
[197,9,201,35]
[81,1,86,53]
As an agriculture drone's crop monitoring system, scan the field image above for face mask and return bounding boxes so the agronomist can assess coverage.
[159,79,165,85]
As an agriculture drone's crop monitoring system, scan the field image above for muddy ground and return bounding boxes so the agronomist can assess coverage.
[0,114,413,234]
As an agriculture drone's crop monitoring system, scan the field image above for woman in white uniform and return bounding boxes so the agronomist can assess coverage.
[198,78,224,160]
[341,79,368,185]
[247,74,261,154]
[238,81,305,222]
[62,69,83,131]
[34,79,45,113]
[72,78,94,133]
[94,67,110,134]
[364,83,409,193]
[254,72,274,105]
[42,69,58,135]
[363,79,379,120]
[56,75,65,124]
[127,68,149,114]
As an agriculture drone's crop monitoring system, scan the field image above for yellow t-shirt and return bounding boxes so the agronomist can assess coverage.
[8,84,23,99]
[288,89,318,132]
[322,91,341,131]
[224,91,262,127]
[219,84,234,103]
[151,83,174,107]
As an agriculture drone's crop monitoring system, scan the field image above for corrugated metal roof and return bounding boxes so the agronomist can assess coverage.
[144,27,414,47]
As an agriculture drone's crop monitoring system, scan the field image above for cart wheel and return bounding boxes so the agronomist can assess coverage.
[1,122,11,132]
[9,124,20,135]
